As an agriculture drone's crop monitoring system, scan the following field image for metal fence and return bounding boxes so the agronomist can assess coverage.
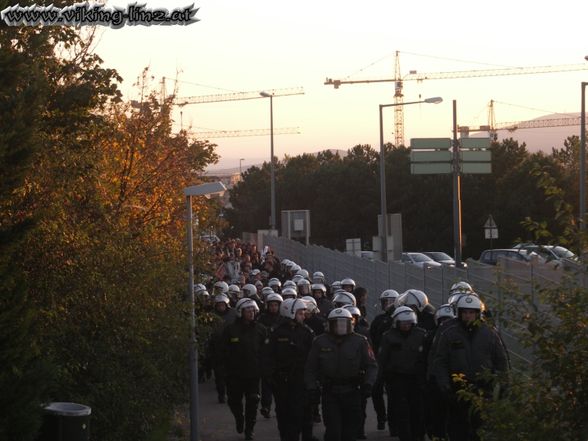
[261,235,587,370]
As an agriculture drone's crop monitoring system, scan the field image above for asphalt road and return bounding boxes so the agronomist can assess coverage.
[187,378,397,441]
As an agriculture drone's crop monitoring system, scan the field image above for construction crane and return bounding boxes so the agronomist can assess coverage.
[189,127,300,138]
[458,99,586,137]
[176,87,304,106]
[324,52,588,147]
[172,86,304,138]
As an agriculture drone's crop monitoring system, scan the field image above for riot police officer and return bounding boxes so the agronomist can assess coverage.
[378,306,428,441]
[220,298,268,440]
[431,294,509,441]
[369,289,400,431]
[266,298,315,441]
[304,308,378,441]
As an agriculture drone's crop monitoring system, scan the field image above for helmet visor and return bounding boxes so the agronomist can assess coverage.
[329,318,352,336]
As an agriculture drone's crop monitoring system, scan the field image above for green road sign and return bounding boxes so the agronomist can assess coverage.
[411,163,452,174]
[460,137,491,149]
[410,138,452,150]
[410,151,452,162]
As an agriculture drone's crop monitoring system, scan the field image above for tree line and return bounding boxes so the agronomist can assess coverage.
[226,138,582,258]
[0,26,222,440]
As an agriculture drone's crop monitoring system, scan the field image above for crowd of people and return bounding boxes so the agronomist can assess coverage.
[194,239,510,441]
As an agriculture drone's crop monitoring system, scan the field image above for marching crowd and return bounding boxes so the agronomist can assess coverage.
[194,239,510,441]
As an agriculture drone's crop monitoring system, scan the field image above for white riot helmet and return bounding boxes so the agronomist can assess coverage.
[194,283,207,294]
[330,281,342,295]
[280,298,295,317]
[379,289,400,311]
[296,269,310,280]
[297,278,311,296]
[312,271,326,284]
[456,294,485,317]
[241,284,258,299]
[291,264,302,274]
[301,296,320,314]
[283,280,297,290]
[311,283,327,298]
[343,304,361,318]
[251,269,261,277]
[327,308,353,336]
[235,298,259,318]
[435,304,457,326]
[282,298,307,321]
[391,306,418,329]
[228,284,241,299]
[268,278,282,292]
[333,291,356,307]
[214,294,230,305]
[449,290,480,313]
[261,286,275,300]
[397,289,429,313]
[341,278,356,292]
[265,293,284,305]
[213,281,229,295]
[450,281,473,295]
[281,287,298,300]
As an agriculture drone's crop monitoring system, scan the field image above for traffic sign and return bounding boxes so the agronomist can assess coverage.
[460,137,491,149]
[484,215,498,239]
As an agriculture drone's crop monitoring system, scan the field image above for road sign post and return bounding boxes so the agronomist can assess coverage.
[484,215,499,249]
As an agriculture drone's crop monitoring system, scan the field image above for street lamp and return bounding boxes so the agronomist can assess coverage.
[580,79,587,235]
[239,158,245,176]
[260,91,276,230]
[184,181,227,441]
[378,97,443,262]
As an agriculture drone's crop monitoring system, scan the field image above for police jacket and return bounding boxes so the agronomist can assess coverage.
[417,306,436,332]
[432,319,509,392]
[265,319,314,382]
[316,297,334,318]
[305,314,327,336]
[304,332,378,391]
[377,326,427,379]
[220,318,268,379]
[370,311,393,354]
[258,311,282,331]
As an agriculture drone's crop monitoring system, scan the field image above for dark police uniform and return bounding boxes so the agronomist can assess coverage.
[304,331,378,441]
[432,319,509,441]
[220,317,268,438]
[378,325,428,441]
[266,319,315,441]
[258,310,283,416]
[369,310,394,429]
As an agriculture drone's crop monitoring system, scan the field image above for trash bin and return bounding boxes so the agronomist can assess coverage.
[37,402,91,441]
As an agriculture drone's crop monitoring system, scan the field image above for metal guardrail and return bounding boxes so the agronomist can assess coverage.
[262,235,587,368]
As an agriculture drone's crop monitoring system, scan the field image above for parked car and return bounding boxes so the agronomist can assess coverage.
[422,251,463,267]
[401,252,443,268]
[512,243,579,263]
[478,248,544,266]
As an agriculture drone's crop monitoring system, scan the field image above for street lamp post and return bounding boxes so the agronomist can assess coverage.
[378,97,443,262]
[260,91,276,230]
[184,181,227,441]
[581,81,587,235]
[239,158,245,176]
